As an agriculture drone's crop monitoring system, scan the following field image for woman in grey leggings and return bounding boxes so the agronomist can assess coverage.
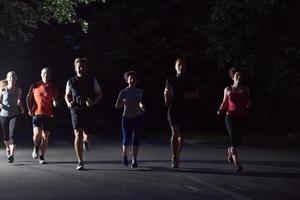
[0,71,25,163]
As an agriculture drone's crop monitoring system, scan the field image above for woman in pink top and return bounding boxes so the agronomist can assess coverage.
[217,68,251,172]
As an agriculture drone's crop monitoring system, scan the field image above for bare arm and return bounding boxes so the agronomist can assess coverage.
[217,87,229,115]
[52,87,59,107]
[26,84,34,115]
[86,79,103,107]
[115,90,125,109]
[64,80,74,108]
[164,87,173,106]
[0,91,3,110]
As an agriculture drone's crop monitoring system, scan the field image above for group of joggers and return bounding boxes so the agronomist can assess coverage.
[0,57,251,172]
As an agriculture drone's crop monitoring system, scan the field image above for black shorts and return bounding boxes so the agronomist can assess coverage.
[70,108,92,132]
[167,106,187,131]
[32,115,53,132]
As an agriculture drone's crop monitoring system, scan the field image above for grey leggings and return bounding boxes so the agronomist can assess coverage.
[0,116,17,144]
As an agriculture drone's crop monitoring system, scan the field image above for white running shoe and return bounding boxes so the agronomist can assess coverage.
[76,162,84,170]
[32,147,39,159]
[39,155,46,164]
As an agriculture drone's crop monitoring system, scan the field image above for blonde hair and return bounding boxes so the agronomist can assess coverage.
[0,79,8,91]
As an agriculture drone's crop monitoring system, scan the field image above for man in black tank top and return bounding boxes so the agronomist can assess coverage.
[65,57,103,170]
[164,58,199,168]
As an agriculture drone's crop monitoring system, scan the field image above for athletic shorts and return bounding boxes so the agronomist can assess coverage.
[32,114,53,132]
[167,106,187,131]
[70,108,92,132]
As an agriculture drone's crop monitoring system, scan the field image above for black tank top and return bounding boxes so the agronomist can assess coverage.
[68,75,95,109]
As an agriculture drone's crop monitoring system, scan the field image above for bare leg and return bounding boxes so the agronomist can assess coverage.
[176,136,184,161]
[132,145,139,162]
[83,131,93,143]
[227,146,234,164]
[74,128,83,162]
[9,144,16,155]
[33,127,42,150]
[231,146,243,172]
[40,131,50,156]
[32,127,42,159]
[122,145,128,157]
[170,126,181,168]
[4,140,10,155]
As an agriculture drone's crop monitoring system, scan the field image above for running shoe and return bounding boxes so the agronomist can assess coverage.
[131,161,138,168]
[39,155,46,164]
[32,147,39,159]
[8,154,14,163]
[122,156,129,166]
[171,159,178,168]
[235,165,243,172]
[83,141,90,152]
[76,162,84,170]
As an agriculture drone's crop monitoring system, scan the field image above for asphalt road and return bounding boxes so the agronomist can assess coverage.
[0,135,300,200]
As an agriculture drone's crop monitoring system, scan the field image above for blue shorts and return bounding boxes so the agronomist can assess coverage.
[32,115,53,132]
[121,115,143,146]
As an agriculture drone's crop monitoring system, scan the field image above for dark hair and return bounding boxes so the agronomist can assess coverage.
[123,71,137,82]
[228,67,241,79]
[74,57,88,66]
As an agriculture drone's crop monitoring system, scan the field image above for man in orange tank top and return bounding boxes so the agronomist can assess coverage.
[26,68,59,164]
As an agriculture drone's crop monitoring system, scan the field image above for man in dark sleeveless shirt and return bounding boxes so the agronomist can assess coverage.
[65,57,103,170]
[164,58,199,168]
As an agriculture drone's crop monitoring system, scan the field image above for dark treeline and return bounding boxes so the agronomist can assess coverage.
[1,0,300,135]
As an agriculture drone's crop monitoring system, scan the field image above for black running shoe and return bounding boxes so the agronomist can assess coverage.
[131,161,138,168]
[235,165,243,172]
[39,155,46,164]
[8,155,14,163]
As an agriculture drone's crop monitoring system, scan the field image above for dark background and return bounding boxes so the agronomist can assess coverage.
[1,0,300,137]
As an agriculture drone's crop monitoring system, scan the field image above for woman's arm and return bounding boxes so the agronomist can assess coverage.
[115,91,125,109]
[217,87,229,115]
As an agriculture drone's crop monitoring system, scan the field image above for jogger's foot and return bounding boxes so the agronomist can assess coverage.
[131,160,138,168]
[235,165,243,172]
[76,162,84,170]
[122,156,128,166]
[171,158,178,168]
[8,154,14,163]
[39,155,46,164]
[32,147,39,159]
